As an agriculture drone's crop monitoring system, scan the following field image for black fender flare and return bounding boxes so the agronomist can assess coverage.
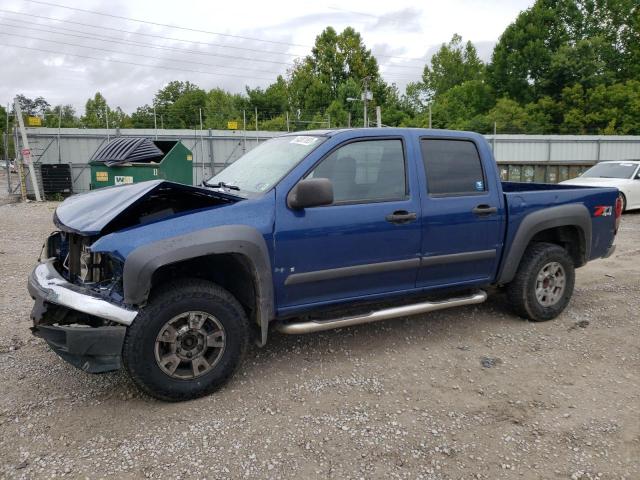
[497,203,592,284]
[123,225,274,345]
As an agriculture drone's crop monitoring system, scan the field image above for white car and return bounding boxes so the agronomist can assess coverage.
[561,160,640,212]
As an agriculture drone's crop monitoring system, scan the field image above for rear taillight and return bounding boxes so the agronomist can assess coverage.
[614,196,622,233]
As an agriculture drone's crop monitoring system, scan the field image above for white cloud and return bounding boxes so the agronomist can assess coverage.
[0,0,534,114]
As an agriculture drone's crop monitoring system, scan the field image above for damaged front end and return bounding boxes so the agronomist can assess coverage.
[28,180,239,373]
[28,232,137,373]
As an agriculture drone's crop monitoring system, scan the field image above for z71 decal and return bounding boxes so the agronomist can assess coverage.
[594,206,613,217]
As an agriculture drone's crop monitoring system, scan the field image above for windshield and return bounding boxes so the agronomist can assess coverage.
[205,135,326,196]
[581,162,638,179]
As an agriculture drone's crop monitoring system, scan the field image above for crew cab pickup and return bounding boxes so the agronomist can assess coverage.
[28,128,621,401]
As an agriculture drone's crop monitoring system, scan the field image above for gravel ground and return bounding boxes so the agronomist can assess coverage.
[0,196,638,480]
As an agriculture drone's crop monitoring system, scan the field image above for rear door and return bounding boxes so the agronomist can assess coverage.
[417,137,503,288]
[274,136,422,312]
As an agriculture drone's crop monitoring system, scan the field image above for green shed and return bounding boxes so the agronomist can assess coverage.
[90,138,193,189]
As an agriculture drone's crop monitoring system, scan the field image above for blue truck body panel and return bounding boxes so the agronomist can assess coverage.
[53,128,618,321]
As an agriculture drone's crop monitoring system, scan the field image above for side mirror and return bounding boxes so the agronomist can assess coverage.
[288,178,334,209]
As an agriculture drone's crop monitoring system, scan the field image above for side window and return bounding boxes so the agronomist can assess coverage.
[420,139,486,196]
[309,139,406,203]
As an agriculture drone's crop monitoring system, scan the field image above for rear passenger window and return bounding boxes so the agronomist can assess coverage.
[420,139,486,196]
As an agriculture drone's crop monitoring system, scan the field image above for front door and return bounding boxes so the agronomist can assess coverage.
[274,137,422,312]
[417,137,504,288]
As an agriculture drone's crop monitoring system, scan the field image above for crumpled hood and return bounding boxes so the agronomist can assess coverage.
[54,180,235,235]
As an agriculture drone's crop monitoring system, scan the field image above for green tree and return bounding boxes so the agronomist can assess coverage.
[130,105,155,128]
[154,81,200,109]
[488,0,639,103]
[555,81,640,134]
[484,98,532,134]
[81,92,109,128]
[205,88,245,129]
[167,88,207,129]
[154,81,204,128]
[81,92,130,128]
[246,76,289,115]
[421,34,485,100]
[288,26,384,115]
[428,80,495,130]
[44,105,80,128]
[14,94,50,116]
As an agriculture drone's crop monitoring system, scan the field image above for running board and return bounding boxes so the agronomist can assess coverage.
[276,290,488,335]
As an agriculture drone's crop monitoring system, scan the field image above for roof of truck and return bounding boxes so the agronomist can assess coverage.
[283,127,482,138]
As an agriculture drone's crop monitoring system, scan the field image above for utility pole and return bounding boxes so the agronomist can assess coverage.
[153,105,158,140]
[348,111,351,128]
[255,107,258,145]
[13,98,42,201]
[493,121,497,153]
[199,108,205,182]
[428,103,432,129]
[286,111,290,132]
[362,76,370,128]
[4,104,10,193]
[242,109,247,153]
[105,108,110,142]
[14,125,26,201]
[376,106,381,128]
[57,106,62,163]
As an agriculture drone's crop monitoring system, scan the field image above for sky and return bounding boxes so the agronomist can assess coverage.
[0,0,535,115]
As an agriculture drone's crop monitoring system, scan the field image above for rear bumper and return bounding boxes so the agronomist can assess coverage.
[32,324,126,373]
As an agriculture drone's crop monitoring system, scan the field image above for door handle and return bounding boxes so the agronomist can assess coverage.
[386,210,417,224]
[472,204,497,216]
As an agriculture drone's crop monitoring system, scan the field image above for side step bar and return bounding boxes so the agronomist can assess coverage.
[276,290,487,335]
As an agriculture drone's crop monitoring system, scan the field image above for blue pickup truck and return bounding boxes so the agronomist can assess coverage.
[28,128,621,401]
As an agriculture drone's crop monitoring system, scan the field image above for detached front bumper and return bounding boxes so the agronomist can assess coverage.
[27,259,138,373]
[28,258,138,326]
[32,324,126,373]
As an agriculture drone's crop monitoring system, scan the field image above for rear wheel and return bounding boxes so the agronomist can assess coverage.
[123,279,250,401]
[506,242,575,322]
[618,192,627,213]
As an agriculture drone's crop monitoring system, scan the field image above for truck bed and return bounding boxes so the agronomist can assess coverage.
[502,181,602,192]
[502,181,619,262]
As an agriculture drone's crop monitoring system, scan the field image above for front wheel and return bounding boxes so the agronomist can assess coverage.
[122,279,250,401]
[506,242,575,322]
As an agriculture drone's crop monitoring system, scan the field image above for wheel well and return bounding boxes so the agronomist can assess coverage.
[149,254,258,327]
[528,226,586,267]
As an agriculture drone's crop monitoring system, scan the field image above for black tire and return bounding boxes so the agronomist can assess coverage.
[122,279,250,401]
[506,242,575,322]
[618,192,627,213]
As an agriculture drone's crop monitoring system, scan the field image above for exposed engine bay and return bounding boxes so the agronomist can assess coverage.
[100,183,233,234]
[46,231,115,285]
[48,181,238,282]
[37,181,240,330]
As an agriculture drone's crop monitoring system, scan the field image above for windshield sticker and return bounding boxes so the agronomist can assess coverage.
[290,136,318,146]
[475,180,484,191]
[619,163,635,167]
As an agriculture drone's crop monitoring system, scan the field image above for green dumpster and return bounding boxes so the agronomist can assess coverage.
[90,138,193,189]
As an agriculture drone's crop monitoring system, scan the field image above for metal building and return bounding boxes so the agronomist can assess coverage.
[485,134,640,182]
[15,128,640,194]
[22,127,279,193]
